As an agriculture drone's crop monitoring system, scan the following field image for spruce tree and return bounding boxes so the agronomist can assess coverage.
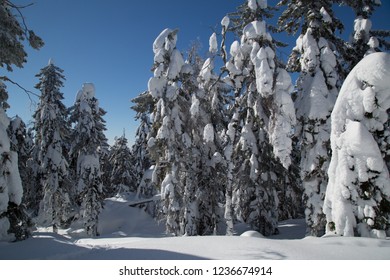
[324,53,390,237]
[0,0,43,241]
[278,0,344,236]
[191,34,231,235]
[69,83,107,236]
[33,60,71,231]
[146,28,191,235]
[131,92,154,199]
[341,0,390,71]
[109,133,136,195]
[223,1,296,236]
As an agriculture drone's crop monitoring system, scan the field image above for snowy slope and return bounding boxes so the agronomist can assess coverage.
[0,195,389,260]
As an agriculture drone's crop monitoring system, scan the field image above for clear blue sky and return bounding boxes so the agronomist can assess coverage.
[5,0,390,145]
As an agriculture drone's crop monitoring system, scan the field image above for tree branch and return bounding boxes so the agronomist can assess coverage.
[0,76,39,103]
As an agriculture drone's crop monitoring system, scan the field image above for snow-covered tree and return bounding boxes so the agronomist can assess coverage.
[146,28,192,235]
[131,92,154,198]
[33,60,72,231]
[8,116,29,182]
[341,0,390,71]
[278,0,344,236]
[190,33,231,235]
[324,52,390,238]
[69,83,107,236]
[0,0,43,73]
[0,82,30,241]
[0,0,43,241]
[223,1,296,236]
[108,133,136,195]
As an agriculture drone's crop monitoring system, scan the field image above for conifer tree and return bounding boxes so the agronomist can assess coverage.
[223,0,296,236]
[324,53,390,237]
[109,133,136,195]
[146,28,191,235]
[69,83,107,236]
[33,60,72,231]
[8,116,29,184]
[278,0,344,236]
[0,0,43,241]
[191,33,231,235]
[341,0,390,71]
[131,92,154,198]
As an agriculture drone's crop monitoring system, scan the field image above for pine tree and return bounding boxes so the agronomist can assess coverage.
[109,133,136,195]
[33,60,72,231]
[223,1,296,236]
[69,83,107,236]
[278,0,344,236]
[324,53,390,237]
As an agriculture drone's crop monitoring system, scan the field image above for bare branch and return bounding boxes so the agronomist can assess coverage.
[0,76,39,104]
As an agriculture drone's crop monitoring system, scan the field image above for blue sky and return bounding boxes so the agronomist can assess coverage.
[5,0,390,144]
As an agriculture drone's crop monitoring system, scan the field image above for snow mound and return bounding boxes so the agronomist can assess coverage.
[240,230,265,238]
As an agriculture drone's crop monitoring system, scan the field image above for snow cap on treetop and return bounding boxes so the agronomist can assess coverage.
[153,28,178,54]
[76,82,95,102]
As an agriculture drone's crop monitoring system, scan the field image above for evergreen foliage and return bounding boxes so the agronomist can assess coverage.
[278,0,344,236]
[341,0,390,71]
[109,133,136,195]
[223,1,296,236]
[69,83,108,236]
[33,61,72,231]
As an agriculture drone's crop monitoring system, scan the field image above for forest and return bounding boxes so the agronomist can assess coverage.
[0,0,390,243]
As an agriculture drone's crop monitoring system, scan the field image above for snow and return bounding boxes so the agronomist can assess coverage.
[248,0,267,10]
[221,16,230,29]
[167,49,185,80]
[320,7,332,23]
[324,53,390,237]
[243,21,267,41]
[0,195,389,260]
[248,0,257,11]
[203,123,214,143]
[354,17,372,41]
[209,32,217,54]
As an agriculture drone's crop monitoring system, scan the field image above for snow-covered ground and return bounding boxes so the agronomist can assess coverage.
[0,195,389,260]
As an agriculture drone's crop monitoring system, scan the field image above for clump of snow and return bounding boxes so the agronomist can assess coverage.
[243,21,268,41]
[354,17,372,41]
[203,123,214,143]
[240,230,265,238]
[209,33,218,54]
[320,7,332,23]
[221,16,230,29]
[199,58,214,83]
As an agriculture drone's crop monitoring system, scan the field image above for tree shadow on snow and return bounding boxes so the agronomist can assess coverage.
[0,232,208,260]
[72,248,209,260]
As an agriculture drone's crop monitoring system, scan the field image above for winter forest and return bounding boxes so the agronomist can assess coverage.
[1,0,390,256]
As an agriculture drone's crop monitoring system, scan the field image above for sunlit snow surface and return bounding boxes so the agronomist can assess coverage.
[0,194,389,260]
